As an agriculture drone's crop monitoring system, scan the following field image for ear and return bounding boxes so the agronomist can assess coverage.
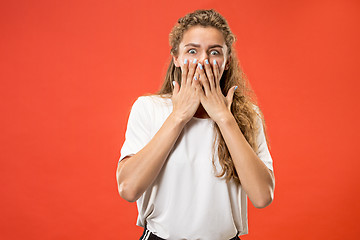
[225,55,231,70]
[173,55,180,67]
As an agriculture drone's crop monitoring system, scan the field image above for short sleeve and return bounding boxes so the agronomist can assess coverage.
[119,97,152,163]
[255,116,274,172]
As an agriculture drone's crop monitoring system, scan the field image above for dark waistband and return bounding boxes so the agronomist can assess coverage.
[140,227,241,240]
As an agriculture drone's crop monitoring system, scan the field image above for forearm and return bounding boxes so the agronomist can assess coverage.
[117,112,186,202]
[216,113,275,208]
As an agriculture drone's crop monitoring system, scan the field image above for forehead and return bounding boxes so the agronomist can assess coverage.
[180,26,226,47]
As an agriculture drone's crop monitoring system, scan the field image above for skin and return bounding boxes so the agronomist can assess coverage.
[117,26,275,208]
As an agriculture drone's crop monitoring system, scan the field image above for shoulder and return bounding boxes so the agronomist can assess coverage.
[134,94,172,109]
[247,102,262,125]
[249,103,267,138]
[129,95,172,118]
[250,102,261,116]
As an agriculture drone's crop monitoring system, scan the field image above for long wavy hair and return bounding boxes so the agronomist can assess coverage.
[157,9,269,184]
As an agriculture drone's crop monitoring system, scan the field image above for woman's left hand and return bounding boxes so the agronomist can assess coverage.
[197,59,237,123]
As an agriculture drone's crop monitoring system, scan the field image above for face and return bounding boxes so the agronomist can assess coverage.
[173,26,230,75]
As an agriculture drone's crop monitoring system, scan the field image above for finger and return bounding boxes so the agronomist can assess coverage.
[194,68,200,82]
[212,59,221,88]
[180,59,188,87]
[192,74,202,92]
[204,59,215,91]
[193,77,205,100]
[187,59,198,86]
[172,81,180,96]
[226,85,238,110]
[197,62,211,95]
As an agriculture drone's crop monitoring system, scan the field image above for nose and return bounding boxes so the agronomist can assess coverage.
[198,51,208,64]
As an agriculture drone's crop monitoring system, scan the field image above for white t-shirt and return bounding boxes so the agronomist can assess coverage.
[119,95,273,240]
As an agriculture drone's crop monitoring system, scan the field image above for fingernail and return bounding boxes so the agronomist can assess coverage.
[184,59,188,64]
[194,76,198,81]
[205,59,209,64]
[235,86,238,90]
[193,59,197,64]
[172,81,175,87]
[198,63,203,70]
[213,60,217,65]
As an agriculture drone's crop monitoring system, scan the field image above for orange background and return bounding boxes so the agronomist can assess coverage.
[1,0,360,239]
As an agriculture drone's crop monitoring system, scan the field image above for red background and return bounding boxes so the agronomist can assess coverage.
[1,0,359,239]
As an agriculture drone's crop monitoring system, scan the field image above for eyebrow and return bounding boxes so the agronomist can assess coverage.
[184,43,223,49]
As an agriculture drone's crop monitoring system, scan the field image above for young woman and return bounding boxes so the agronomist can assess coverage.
[116,9,275,240]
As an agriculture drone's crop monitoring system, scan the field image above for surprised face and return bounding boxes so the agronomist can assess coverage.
[173,26,230,78]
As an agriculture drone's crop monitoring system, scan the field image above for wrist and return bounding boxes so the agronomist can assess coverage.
[214,111,235,126]
[169,111,189,127]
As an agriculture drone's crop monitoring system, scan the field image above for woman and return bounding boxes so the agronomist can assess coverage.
[116,9,275,240]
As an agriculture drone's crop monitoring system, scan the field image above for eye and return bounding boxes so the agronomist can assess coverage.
[210,50,219,55]
[188,49,197,54]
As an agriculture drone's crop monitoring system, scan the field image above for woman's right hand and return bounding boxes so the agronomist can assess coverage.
[117,59,201,202]
[171,59,201,124]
